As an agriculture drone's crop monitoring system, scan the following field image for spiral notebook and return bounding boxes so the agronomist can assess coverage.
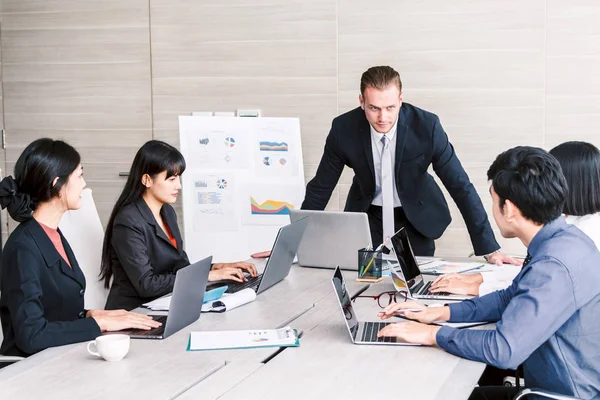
[187,326,301,351]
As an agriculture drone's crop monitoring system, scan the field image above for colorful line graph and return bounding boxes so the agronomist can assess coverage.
[259,141,288,152]
[250,197,295,215]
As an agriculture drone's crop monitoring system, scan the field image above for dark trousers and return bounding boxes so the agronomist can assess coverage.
[367,205,435,256]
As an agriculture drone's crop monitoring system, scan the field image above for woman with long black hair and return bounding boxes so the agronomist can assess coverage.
[101,140,256,311]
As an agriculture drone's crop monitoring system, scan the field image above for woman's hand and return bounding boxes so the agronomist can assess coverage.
[88,309,161,332]
[209,267,247,283]
[212,261,257,277]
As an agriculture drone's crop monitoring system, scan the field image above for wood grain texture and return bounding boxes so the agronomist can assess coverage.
[3,0,600,255]
[1,0,152,231]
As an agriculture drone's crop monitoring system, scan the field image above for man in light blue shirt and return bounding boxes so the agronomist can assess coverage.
[378,146,600,400]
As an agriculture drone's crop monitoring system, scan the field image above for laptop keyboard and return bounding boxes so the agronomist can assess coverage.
[225,274,263,293]
[417,281,451,297]
[128,315,167,337]
[361,321,396,343]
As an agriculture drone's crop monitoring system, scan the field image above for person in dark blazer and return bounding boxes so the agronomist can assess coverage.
[303,65,518,264]
[0,139,160,358]
[101,140,257,311]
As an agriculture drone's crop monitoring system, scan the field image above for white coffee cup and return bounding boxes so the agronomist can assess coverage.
[87,334,130,361]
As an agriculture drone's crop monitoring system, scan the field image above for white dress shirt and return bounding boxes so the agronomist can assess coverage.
[565,213,600,249]
[478,213,600,296]
[369,122,402,207]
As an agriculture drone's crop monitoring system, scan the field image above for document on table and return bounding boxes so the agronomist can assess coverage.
[187,326,300,351]
[419,261,487,275]
[143,296,171,311]
[201,288,256,313]
[142,286,228,311]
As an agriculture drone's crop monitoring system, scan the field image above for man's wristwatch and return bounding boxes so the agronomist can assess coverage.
[483,250,500,262]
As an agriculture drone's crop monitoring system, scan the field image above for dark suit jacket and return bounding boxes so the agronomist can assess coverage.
[105,198,190,311]
[302,103,499,255]
[0,219,101,357]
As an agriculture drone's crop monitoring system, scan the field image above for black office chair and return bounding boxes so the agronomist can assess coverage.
[514,388,582,400]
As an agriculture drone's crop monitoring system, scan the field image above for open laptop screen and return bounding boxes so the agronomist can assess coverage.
[332,267,359,339]
[390,227,422,281]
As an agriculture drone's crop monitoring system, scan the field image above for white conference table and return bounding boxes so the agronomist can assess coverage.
[185,279,487,400]
[0,265,365,399]
[0,262,489,400]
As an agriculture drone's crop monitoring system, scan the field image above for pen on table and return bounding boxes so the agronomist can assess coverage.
[359,243,373,276]
[391,308,423,313]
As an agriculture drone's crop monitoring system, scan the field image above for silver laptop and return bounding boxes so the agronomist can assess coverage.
[331,267,418,346]
[290,210,371,270]
[390,228,472,301]
[209,217,309,295]
[126,256,212,340]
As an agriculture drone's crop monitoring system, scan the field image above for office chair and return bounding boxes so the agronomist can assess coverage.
[514,388,582,400]
[59,188,109,309]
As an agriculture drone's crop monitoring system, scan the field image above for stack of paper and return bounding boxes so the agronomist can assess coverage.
[143,296,171,311]
[142,286,228,311]
[187,326,300,351]
[419,261,486,275]
[202,288,256,313]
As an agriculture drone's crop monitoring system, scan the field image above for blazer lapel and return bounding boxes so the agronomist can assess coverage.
[161,206,184,254]
[59,230,86,288]
[358,114,376,186]
[395,106,409,178]
[135,198,178,250]
[28,220,85,289]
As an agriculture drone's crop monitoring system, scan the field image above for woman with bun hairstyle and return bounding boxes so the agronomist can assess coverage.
[0,139,160,357]
[101,140,257,311]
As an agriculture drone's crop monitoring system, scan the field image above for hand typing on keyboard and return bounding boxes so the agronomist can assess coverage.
[209,261,258,282]
[378,301,450,325]
[377,320,441,346]
[429,273,483,296]
[88,309,163,332]
[209,267,247,282]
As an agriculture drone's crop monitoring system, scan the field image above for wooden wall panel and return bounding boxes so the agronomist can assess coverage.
[2,0,600,257]
[1,0,152,230]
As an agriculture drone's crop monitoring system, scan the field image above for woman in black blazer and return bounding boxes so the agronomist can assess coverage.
[101,141,257,311]
[0,139,160,357]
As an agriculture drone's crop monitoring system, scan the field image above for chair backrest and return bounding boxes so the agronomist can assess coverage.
[59,188,108,310]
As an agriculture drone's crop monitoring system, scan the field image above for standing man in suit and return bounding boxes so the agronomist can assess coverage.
[302,66,517,263]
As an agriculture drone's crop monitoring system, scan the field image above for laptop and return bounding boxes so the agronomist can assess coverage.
[124,256,212,340]
[210,217,309,295]
[390,227,472,301]
[289,210,371,270]
[331,267,418,346]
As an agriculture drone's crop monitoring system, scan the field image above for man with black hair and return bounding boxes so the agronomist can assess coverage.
[378,146,600,400]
